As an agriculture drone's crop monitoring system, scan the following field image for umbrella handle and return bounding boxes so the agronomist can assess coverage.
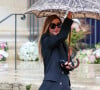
[69,58,80,69]
[67,11,80,69]
[72,58,80,68]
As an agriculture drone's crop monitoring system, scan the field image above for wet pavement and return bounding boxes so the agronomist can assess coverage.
[0,61,100,90]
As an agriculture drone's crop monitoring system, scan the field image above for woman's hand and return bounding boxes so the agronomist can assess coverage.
[60,60,73,70]
[64,11,73,19]
[64,61,73,70]
[67,11,72,19]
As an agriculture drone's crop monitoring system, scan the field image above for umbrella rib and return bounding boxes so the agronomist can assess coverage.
[38,11,42,17]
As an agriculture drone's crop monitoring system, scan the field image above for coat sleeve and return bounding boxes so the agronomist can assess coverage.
[41,18,73,49]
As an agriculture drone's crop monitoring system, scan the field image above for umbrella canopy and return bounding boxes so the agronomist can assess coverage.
[25,0,100,20]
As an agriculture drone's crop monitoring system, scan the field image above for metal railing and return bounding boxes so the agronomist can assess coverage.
[0,13,26,70]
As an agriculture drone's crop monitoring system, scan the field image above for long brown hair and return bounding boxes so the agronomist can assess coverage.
[38,15,62,60]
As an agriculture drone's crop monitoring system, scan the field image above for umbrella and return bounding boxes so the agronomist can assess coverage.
[25,0,100,20]
[25,0,100,69]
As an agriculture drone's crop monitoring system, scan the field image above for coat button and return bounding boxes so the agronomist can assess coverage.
[59,82,62,85]
[62,71,64,74]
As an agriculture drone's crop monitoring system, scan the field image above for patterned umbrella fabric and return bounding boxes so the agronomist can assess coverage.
[25,0,100,20]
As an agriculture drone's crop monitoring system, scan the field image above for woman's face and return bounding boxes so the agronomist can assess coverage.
[48,18,62,35]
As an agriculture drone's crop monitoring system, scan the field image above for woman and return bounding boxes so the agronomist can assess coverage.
[38,12,74,90]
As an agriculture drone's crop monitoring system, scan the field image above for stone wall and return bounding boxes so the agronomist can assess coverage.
[0,0,28,31]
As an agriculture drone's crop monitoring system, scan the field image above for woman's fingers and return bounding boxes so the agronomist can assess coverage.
[68,62,72,67]
[65,61,68,65]
[65,62,72,66]
[65,61,73,70]
[64,11,73,19]
[65,65,70,69]
[67,11,72,19]
[61,61,73,70]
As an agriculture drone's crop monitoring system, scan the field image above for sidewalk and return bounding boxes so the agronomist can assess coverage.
[0,61,100,90]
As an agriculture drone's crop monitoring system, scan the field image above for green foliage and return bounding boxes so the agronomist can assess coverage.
[2,57,6,61]
[94,58,100,64]
[5,42,9,51]
[66,29,90,51]
[95,43,100,49]
[26,84,31,90]
[70,29,86,47]
[35,57,39,61]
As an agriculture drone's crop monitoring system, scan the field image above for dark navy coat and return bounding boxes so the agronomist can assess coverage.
[39,18,73,90]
